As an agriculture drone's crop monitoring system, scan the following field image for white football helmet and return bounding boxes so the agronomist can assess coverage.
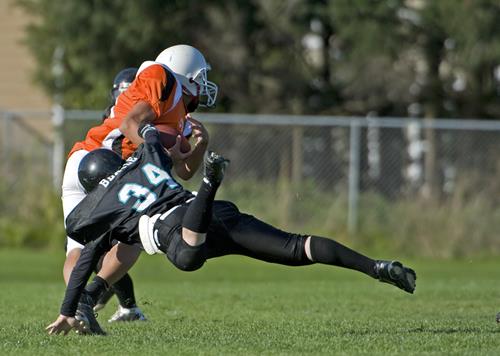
[156,44,218,108]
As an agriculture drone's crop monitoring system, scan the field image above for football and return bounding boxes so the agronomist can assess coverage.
[155,124,191,153]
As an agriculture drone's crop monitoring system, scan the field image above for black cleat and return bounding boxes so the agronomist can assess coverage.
[75,292,106,335]
[496,312,500,323]
[203,151,229,186]
[375,260,416,294]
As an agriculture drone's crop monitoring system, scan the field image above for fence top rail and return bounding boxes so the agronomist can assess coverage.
[0,110,52,118]
[196,113,500,131]
[3,109,500,131]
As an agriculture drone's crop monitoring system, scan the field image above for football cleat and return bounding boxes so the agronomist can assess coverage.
[93,289,115,312]
[75,293,106,335]
[108,306,147,323]
[138,213,163,255]
[203,151,230,186]
[496,312,500,323]
[375,260,416,294]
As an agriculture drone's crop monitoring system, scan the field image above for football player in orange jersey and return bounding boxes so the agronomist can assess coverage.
[60,45,216,325]
[91,67,149,322]
[62,67,149,323]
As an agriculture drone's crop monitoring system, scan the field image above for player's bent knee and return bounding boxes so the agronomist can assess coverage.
[286,234,313,266]
[167,237,206,272]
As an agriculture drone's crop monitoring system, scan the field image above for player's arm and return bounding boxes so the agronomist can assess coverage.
[120,64,174,146]
[120,101,157,146]
[170,117,209,180]
[46,234,111,335]
[138,123,195,180]
[60,234,112,317]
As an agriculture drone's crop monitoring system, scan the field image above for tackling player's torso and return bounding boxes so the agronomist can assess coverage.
[69,62,187,159]
[66,136,193,245]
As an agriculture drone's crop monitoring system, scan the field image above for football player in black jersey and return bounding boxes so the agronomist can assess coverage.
[47,124,417,335]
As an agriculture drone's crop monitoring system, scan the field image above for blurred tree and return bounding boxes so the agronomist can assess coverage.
[17,0,214,108]
[319,0,500,198]
[16,0,335,113]
[16,0,500,116]
[13,0,500,210]
[435,0,500,119]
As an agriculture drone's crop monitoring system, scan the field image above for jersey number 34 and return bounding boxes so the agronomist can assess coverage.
[118,163,179,212]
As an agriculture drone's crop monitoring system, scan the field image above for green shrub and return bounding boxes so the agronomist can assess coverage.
[0,160,65,250]
[1,166,498,258]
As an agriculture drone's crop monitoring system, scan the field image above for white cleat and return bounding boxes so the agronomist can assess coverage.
[108,306,147,323]
[138,213,163,255]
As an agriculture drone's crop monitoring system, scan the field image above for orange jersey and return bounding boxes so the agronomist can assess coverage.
[69,62,187,159]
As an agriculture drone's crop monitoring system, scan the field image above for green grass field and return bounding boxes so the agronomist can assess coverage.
[0,249,499,355]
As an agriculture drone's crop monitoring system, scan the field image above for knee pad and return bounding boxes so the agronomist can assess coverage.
[167,237,206,272]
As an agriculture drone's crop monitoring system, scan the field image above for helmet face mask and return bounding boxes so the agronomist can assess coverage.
[191,68,218,108]
[156,45,218,108]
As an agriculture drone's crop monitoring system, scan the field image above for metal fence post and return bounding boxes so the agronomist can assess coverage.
[52,104,65,191]
[348,120,361,235]
[291,126,303,185]
[2,112,13,178]
[2,111,12,155]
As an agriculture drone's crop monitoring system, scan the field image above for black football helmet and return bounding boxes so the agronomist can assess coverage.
[111,67,138,101]
[78,149,124,193]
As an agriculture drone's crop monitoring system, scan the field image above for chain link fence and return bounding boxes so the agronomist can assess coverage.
[1,110,500,255]
[0,110,53,186]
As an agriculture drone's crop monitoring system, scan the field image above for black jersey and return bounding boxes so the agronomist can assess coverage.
[66,130,193,246]
[61,128,193,316]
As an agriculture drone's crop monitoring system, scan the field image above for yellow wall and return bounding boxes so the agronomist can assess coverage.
[0,1,51,111]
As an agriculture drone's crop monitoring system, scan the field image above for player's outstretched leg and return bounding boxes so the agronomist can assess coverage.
[139,151,229,255]
[181,151,229,238]
[374,260,416,294]
[203,151,230,187]
[75,292,106,335]
[307,236,416,294]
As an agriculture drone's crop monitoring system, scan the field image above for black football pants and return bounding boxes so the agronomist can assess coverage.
[156,200,313,271]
